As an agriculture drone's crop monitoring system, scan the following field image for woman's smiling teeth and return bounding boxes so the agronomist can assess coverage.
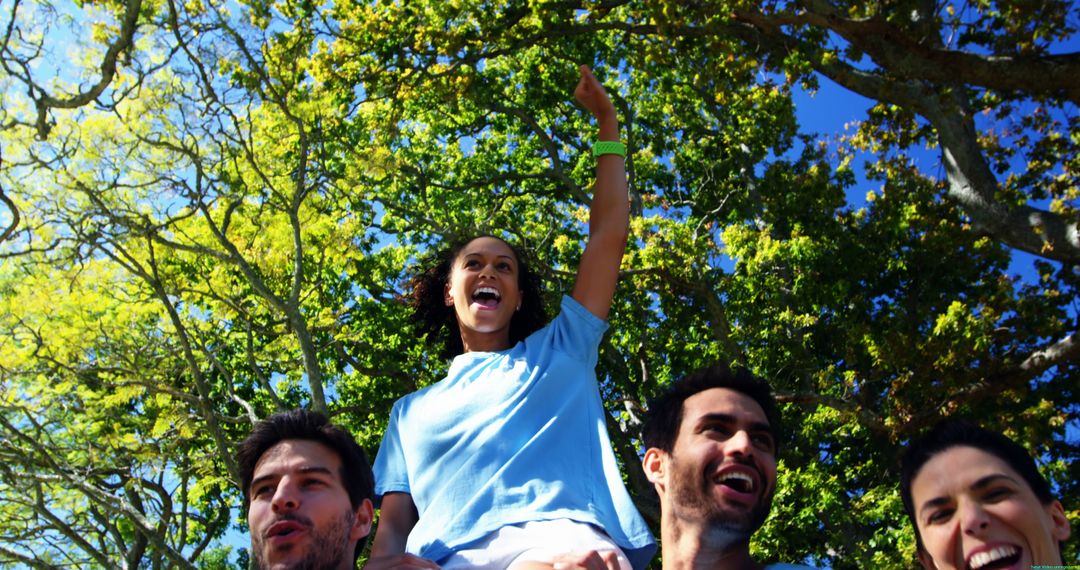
[472,286,501,308]
[967,545,1020,570]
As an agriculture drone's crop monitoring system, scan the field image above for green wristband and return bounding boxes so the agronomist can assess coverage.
[592,141,626,158]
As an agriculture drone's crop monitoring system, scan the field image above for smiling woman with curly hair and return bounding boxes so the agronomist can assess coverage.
[368,65,656,570]
[407,235,547,361]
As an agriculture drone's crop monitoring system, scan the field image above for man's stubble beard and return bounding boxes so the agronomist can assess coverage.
[669,453,773,550]
[253,510,355,570]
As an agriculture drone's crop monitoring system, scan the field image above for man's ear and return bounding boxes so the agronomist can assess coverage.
[1047,499,1071,542]
[351,499,374,541]
[916,545,938,570]
[444,283,453,307]
[642,448,667,489]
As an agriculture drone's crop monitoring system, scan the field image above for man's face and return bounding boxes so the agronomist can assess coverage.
[248,440,372,570]
[911,445,1070,570]
[645,388,777,539]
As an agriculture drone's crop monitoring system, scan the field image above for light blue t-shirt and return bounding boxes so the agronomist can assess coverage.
[374,296,656,569]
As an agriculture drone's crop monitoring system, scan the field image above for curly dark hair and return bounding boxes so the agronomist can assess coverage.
[409,235,548,359]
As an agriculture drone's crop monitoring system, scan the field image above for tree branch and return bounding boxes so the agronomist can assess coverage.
[909,330,1080,431]
[790,5,1080,104]
[732,8,1080,263]
[30,0,143,138]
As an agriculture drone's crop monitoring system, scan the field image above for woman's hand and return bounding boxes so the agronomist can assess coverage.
[574,65,617,128]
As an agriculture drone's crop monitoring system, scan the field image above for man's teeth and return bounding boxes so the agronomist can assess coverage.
[969,545,1019,570]
[715,471,754,492]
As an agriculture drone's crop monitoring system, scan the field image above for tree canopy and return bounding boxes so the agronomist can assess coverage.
[1,0,1077,567]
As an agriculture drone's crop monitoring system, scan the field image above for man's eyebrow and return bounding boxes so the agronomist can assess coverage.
[249,465,334,493]
[697,413,771,433]
[297,465,334,476]
[698,412,737,425]
[249,473,276,494]
[748,421,773,435]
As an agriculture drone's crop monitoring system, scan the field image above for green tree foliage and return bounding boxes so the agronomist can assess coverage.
[1,0,1077,567]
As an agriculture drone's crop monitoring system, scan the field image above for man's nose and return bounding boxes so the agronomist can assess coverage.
[271,478,299,512]
[726,429,754,456]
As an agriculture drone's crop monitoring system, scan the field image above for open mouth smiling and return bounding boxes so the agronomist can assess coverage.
[472,286,501,309]
[966,545,1021,570]
[710,462,764,505]
[715,470,756,494]
[717,470,760,496]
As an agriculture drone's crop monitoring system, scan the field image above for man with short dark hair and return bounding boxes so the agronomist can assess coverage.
[641,365,813,570]
[238,409,375,570]
[899,419,1071,570]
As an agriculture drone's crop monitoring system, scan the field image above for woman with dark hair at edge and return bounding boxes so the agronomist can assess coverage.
[899,419,1072,570]
[366,65,655,570]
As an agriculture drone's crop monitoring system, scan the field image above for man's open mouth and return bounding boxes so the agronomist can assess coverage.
[714,470,756,494]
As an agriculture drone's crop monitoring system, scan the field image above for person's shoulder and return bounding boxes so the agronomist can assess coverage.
[549,294,606,334]
[560,294,603,321]
[391,374,452,409]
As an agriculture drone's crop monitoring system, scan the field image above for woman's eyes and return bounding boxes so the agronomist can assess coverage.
[927,508,954,524]
[461,259,513,271]
[922,487,1015,525]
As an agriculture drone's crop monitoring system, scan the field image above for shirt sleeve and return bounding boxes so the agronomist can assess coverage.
[548,295,608,365]
[372,398,411,506]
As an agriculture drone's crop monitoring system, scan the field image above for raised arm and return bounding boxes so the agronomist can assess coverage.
[570,64,629,320]
[364,493,439,570]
